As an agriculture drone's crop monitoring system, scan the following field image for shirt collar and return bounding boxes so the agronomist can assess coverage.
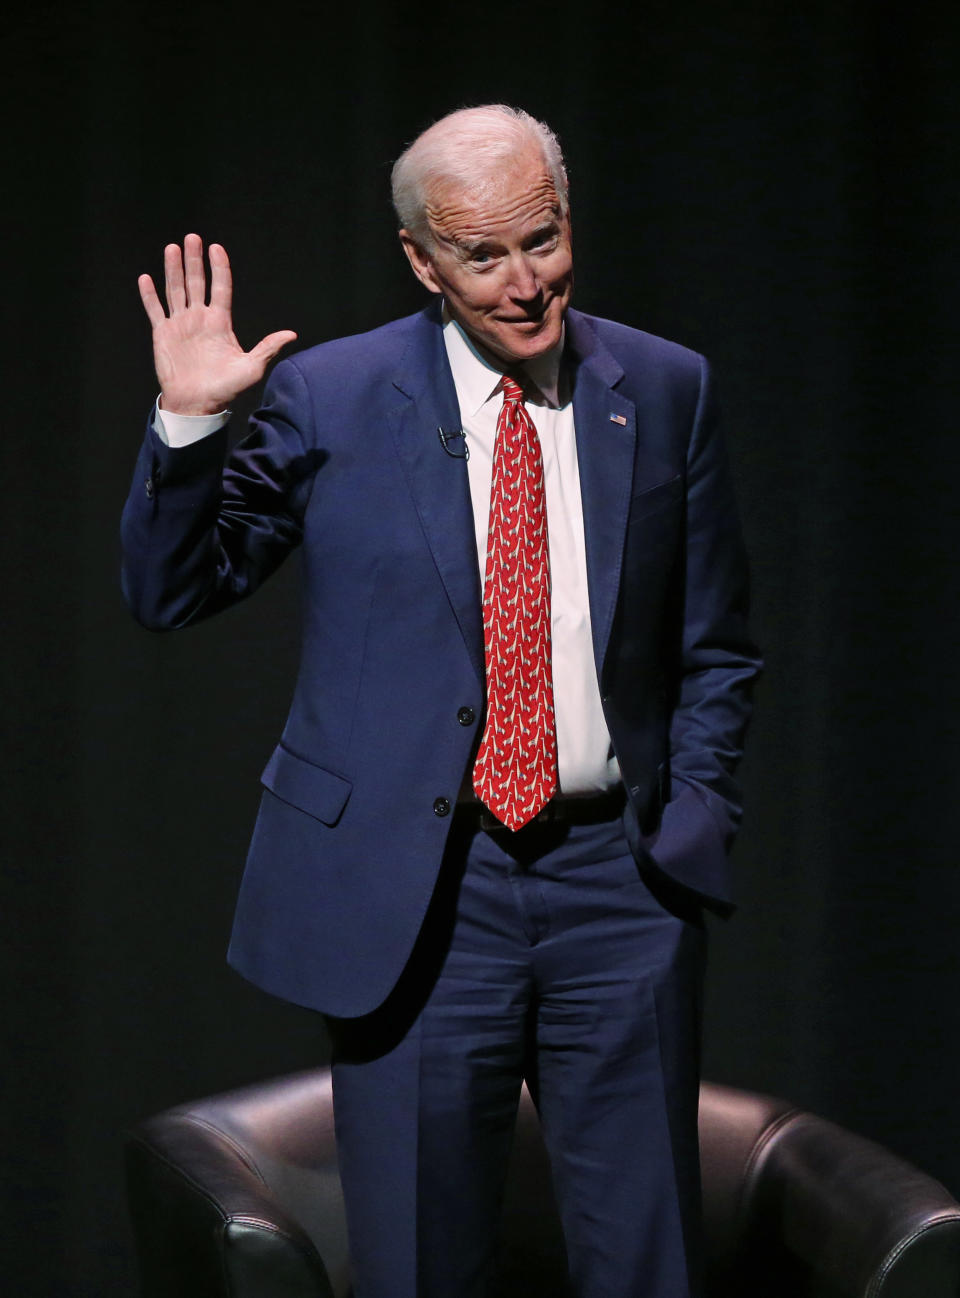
[441,306,566,416]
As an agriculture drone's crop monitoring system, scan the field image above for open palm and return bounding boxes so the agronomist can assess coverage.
[138,233,297,415]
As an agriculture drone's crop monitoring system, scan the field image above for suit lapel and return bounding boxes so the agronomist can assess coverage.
[384,307,655,689]
[387,308,485,686]
[566,311,638,677]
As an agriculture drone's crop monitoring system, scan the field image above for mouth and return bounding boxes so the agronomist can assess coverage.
[498,314,548,327]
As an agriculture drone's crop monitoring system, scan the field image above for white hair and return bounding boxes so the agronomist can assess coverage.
[391,104,569,248]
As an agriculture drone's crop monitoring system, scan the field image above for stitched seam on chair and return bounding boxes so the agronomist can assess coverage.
[220,1217,331,1298]
[866,1213,960,1298]
[129,1129,328,1298]
[228,1214,308,1237]
[741,1108,803,1187]
[733,1107,803,1237]
[130,1115,268,1212]
[128,1132,233,1223]
[180,1114,268,1183]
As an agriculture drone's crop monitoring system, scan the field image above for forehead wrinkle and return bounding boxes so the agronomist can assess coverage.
[425,173,561,247]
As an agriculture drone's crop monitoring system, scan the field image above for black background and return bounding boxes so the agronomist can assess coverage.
[4,2,960,1293]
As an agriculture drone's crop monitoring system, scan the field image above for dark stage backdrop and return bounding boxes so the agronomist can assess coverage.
[4,2,959,1294]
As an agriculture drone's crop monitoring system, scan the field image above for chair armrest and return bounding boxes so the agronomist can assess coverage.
[756,1110,960,1297]
[125,1112,335,1298]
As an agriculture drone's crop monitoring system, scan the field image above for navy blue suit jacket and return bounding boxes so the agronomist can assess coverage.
[121,303,761,1018]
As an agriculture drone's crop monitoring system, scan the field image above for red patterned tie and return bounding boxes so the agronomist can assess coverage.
[473,376,558,830]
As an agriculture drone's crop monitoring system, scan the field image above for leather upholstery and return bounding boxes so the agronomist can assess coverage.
[125,1070,960,1297]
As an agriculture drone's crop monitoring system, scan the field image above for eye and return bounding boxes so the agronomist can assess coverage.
[529,229,558,251]
[458,244,499,269]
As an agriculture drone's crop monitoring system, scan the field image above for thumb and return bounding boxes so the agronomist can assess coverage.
[250,330,298,366]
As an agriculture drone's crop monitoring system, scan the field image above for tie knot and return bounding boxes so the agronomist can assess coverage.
[501,375,524,403]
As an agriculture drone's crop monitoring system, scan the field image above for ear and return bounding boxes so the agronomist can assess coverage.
[399,230,443,295]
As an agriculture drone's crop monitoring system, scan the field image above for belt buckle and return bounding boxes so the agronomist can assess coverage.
[475,801,562,833]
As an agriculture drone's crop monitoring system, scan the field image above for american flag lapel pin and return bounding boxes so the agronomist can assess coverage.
[610,413,627,425]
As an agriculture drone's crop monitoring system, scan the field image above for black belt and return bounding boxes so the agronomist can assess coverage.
[456,788,626,834]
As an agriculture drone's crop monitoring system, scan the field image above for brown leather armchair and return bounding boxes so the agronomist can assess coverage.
[124,1069,960,1297]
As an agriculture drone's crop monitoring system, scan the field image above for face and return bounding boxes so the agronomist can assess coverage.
[400,144,573,366]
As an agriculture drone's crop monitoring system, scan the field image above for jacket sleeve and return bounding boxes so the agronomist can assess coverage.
[640,356,762,907]
[120,359,316,631]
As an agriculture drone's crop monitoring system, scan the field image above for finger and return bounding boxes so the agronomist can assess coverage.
[164,242,186,313]
[183,232,206,308]
[137,273,167,327]
[208,243,233,312]
[249,330,298,365]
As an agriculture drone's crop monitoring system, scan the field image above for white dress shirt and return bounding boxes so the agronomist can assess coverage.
[154,310,621,794]
[441,316,619,795]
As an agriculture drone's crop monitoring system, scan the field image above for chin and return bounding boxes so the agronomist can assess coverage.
[496,321,561,363]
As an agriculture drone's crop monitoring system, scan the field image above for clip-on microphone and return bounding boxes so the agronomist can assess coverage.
[437,426,469,459]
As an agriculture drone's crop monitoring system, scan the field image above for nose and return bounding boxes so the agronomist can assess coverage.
[507,253,542,303]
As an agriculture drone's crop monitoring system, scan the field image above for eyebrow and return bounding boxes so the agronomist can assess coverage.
[523,221,559,246]
[456,221,560,260]
[449,237,503,265]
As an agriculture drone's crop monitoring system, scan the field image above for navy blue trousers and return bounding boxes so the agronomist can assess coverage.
[327,810,706,1298]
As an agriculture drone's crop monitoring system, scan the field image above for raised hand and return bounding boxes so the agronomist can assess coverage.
[138,233,297,415]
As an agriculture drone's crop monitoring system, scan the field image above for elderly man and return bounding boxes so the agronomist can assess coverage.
[123,105,760,1298]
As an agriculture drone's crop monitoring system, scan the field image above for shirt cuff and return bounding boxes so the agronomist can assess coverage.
[153,399,231,447]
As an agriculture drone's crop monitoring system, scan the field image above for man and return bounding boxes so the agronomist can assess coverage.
[123,105,760,1298]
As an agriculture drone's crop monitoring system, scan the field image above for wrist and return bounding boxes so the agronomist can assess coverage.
[159,393,229,417]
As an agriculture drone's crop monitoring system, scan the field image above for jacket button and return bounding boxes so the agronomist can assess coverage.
[144,477,154,498]
[457,706,475,726]
[433,796,451,817]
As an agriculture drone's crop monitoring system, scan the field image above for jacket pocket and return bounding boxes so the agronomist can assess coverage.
[630,474,683,520]
[260,744,353,826]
